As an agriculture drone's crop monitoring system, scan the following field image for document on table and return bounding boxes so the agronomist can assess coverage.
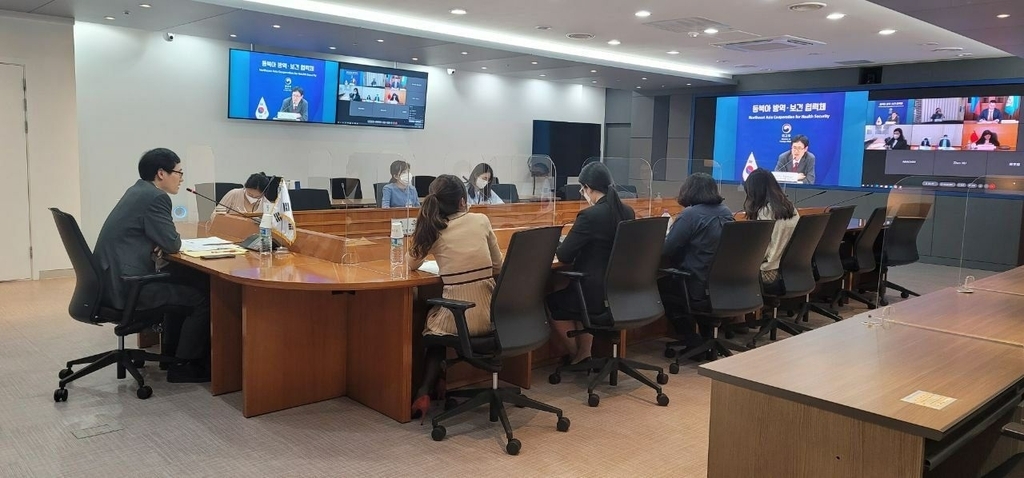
[417,260,440,275]
[180,236,248,257]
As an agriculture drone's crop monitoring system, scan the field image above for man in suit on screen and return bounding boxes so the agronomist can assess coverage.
[980,99,1003,123]
[775,135,816,184]
[279,86,309,122]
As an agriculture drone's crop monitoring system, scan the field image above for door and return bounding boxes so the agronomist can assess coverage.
[0,63,32,281]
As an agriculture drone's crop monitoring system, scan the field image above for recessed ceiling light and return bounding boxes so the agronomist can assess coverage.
[997,14,1010,19]
[921,42,940,46]
[716,59,729,63]
[539,74,546,77]
[957,53,973,57]
[272,24,281,28]
[703,28,719,34]
[667,50,679,55]
[461,51,468,55]
[641,77,648,80]
[636,86,641,89]
[591,80,597,83]
[139,3,151,7]
[450,8,467,15]
[481,66,487,70]
[376,39,384,42]
[328,46,336,50]
[229,34,237,38]
[826,12,845,20]
[531,61,538,65]
[104,16,115,20]
[788,2,826,12]
[607,39,621,46]
[686,83,692,86]
[635,10,651,18]
[808,52,821,55]
[590,69,597,73]
[878,29,896,35]
[411,57,418,61]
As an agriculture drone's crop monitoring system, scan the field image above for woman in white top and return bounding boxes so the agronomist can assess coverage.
[210,173,273,221]
[465,163,504,205]
[742,168,800,287]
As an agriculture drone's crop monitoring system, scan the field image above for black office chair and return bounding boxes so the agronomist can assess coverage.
[831,206,888,310]
[330,177,362,200]
[287,188,331,211]
[425,226,569,455]
[491,184,520,203]
[413,175,436,195]
[548,217,671,408]
[373,182,387,207]
[49,208,181,402]
[614,184,638,198]
[876,216,926,305]
[662,220,775,370]
[981,422,1024,478]
[561,185,582,201]
[799,205,856,323]
[750,213,830,347]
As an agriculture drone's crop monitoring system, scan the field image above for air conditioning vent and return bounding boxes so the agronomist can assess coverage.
[645,17,732,34]
[713,35,824,52]
[566,33,595,40]
[835,59,874,65]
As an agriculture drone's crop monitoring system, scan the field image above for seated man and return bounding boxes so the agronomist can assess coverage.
[94,148,211,383]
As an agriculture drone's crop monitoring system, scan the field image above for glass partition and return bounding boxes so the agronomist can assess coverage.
[580,156,654,217]
[484,154,557,250]
[182,145,219,228]
[652,158,725,215]
[963,174,1024,294]
[338,151,415,269]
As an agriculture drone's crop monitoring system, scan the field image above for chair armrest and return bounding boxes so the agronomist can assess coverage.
[659,268,692,278]
[119,272,171,326]
[427,298,479,359]
[121,272,171,282]
[555,271,587,280]
[426,298,477,311]
[660,268,694,314]
[1002,422,1024,441]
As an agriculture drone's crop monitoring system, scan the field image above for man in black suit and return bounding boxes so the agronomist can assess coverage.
[774,135,816,185]
[279,86,309,122]
[94,148,211,383]
[980,99,1003,123]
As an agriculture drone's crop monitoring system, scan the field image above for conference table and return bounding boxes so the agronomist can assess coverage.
[700,267,1024,477]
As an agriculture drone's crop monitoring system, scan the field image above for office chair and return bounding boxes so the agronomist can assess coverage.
[330,177,362,200]
[49,208,181,401]
[413,175,436,195]
[750,213,830,347]
[548,217,671,408]
[194,182,242,221]
[662,220,774,369]
[981,422,1024,478]
[373,182,386,207]
[287,188,331,211]
[799,205,856,323]
[876,216,926,305]
[831,206,887,310]
[491,184,519,203]
[425,226,569,455]
[614,184,638,198]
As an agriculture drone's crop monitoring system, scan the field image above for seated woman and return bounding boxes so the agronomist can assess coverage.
[742,168,800,294]
[381,160,421,208]
[659,173,734,341]
[465,162,504,205]
[546,162,635,365]
[210,172,272,221]
[408,175,503,420]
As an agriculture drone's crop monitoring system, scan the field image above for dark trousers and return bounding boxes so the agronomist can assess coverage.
[137,263,210,361]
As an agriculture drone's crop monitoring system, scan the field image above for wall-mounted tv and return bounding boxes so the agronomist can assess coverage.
[227,49,428,130]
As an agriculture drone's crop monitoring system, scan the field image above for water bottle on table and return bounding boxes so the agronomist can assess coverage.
[390,220,406,278]
[259,203,273,255]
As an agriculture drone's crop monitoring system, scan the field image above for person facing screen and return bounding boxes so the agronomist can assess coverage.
[743,168,800,295]
[939,134,952,148]
[210,172,272,221]
[885,127,910,150]
[976,130,1000,147]
[279,86,308,122]
[980,100,1003,123]
[381,160,420,208]
[466,163,504,205]
[351,87,362,102]
[388,93,400,104]
[774,135,816,184]
[931,108,945,122]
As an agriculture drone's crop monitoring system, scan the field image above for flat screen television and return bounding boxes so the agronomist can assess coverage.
[336,62,428,129]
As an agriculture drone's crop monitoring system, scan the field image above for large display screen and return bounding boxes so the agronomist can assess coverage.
[864,96,1020,152]
[336,62,428,129]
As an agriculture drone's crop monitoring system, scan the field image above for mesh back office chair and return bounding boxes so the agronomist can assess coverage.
[288,189,331,211]
[329,177,362,200]
[831,206,887,310]
[491,184,519,203]
[799,205,856,323]
[876,216,926,305]
[548,217,671,408]
[49,208,182,402]
[749,213,830,347]
[981,422,1024,478]
[373,182,386,207]
[413,175,436,195]
[662,220,775,370]
[424,226,569,455]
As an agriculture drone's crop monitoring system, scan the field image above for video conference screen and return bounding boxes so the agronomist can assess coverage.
[227,50,428,129]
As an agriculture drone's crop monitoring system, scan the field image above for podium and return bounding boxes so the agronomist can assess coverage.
[771,171,802,184]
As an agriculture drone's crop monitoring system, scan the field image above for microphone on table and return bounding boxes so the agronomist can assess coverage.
[824,192,873,210]
[793,190,827,205]
[186,184,280,251]
[185,187,259,224]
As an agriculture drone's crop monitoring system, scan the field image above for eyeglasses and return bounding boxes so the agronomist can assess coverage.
[167,169,184,177]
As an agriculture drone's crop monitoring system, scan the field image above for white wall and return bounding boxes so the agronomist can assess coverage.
[0,12,80,278]
[74,22,605,241]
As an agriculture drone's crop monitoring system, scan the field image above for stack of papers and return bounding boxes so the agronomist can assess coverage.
[417,260,440,275]
[180,237,248,258]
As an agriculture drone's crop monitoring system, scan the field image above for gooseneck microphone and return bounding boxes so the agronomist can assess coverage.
[185,187,259,224]
[793,190,827,205]
[825,192,874,209]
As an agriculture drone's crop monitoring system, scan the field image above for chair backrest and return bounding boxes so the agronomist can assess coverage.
[194,182,243,222]
[49,208,104,323]
[614,184,638,198]
[707,221,775,315]
[491,184,519,203]
[774,213,830,297]
[562,186,582,201]
[491,226,562,357]
[604,217,669,328]
[813,205,856,283]
[852,207,888,272]
[895,202,931,219]
[288,189,331,211]
[882,216,925,266]
[330,177,362,200]
[413,175,435,195]
[373,182,386,207]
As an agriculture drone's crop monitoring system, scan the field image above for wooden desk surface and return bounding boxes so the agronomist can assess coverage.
[699,317,1024,441]
[972,267,1024,296]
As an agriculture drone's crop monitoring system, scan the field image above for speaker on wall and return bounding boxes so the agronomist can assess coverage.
[859,66,883,85]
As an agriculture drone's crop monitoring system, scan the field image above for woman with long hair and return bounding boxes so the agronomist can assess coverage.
[976,130,1000,147]
[743,168,800,289]
[380,160,420,208]
[408,175,503,420]
[465,162,504,205]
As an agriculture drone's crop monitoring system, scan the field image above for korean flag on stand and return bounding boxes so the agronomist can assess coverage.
[741,153,758,182]
[271,181,296,246]
[255,97,270,120]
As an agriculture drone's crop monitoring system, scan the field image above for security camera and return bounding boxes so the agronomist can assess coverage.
[163,32,175,42]
[687,31,700,38]
[446,68,456,76]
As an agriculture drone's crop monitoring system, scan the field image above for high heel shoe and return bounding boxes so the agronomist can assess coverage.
[411,395,430,424]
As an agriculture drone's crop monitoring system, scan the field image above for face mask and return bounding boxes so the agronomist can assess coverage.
[399,172,411,185]
[581,187,594,206]
[475,178,489,190]
[245,193,260,204]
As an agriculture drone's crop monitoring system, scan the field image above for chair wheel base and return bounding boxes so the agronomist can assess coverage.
[506,438,521,455]
[431,425,446,441]
[587,393,600,407]
[901,292,910,299]
[136,385,152,400]
[132,359,146,368]
[657,393,670,406]
[444,397,458,411]
[663,347,676,358]
[657,372,669,385]
[548,373,561,384]
[669,363,680,374]
[556,416,570,432]
[58,368,73,380]
[53,388,68,402]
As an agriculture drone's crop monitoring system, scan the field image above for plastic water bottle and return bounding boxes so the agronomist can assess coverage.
[258,203,273,255]
[662,208,673,235]
[390,220,405,278]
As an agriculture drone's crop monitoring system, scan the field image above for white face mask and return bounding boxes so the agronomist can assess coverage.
[399,172,411,185]
[475,178,489,190]
[581,187,594,206]
[245,193,261,204]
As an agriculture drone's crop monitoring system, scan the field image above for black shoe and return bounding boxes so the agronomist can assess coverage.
[167,360,210,383]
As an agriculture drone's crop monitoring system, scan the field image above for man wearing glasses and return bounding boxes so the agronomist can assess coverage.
[94,148,211,383]
[774,135,816,185]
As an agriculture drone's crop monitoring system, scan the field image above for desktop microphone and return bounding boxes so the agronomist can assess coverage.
[793,190,827,205]
[824,192,873,209]
[185,187,260,224]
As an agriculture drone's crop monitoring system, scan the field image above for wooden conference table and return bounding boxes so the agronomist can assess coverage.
[700,268,1024,477]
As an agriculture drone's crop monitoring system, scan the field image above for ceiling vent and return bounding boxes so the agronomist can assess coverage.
[835,59,874,65]
[932,47,963,52]
[566,33,595,40]
[713,35,824,52]
[645,17,732,34]
[788,2,827,12]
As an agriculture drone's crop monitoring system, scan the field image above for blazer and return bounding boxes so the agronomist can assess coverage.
[94,180,182,308]
[556,196,636,312]
[279,98,309,122]
[775,151,816,185]
[939,137,952,148]
[980,107,1003,122]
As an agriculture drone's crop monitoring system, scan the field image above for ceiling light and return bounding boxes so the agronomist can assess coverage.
[958,53,973,57]
[272,24,281,28]
[641,77,648,80]
[716,59,729,63]
[788,2,826,12]
[539,74,546,77]
[607,39,621,46]
[461,51,468,55]
[591,80,597,83]
[411,57,418,61]
[636,86,641,89]
[878,29,896,35]
[686,83,692,86]
[376,39,384,42]
[531,61,538,65]
[997,14,1010,19]
[826,12,845,20]
[229,34,237,38]
[481,66,487,70]
[703,28,719,34]
[328,46,336,50]
[590,69,597,73]
[139,3,151,7]
[104,16,115,20]
[635,10,651,18]
[450,8,467,15]
[667,50,679,55]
